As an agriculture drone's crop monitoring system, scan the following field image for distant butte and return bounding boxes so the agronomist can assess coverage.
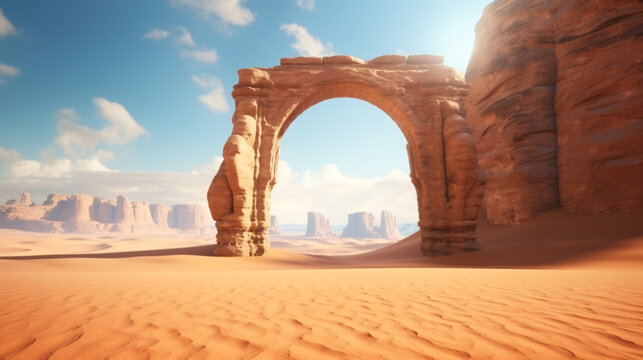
[0,193,213,234]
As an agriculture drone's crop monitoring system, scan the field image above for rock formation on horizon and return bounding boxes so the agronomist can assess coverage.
[341,211,402,240]
[341,212,380,239]
[0,192,214,234]
[377,210,402,239]
[268,215,281,235]
[305,212,334,238]
[465,0,643,224]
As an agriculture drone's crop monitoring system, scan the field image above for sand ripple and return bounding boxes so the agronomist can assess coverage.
[1,268,641,359]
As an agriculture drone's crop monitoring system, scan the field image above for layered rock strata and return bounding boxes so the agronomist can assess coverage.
[465,0,643,224]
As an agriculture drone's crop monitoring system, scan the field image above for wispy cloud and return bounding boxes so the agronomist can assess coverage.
[171,0,254,27]
[175,26,196,46]
[0,146,112,178]
[143,28,170,40]
[180,48,218,63]
[55,98,147,156]
[144,26,217,64]
[296,0,315,10]
[0,8,16,39]
[280,23,334,57]
[192,75,229,113]
[0,62,19,82]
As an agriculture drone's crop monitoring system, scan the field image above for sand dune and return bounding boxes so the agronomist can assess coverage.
[0,210,642,359]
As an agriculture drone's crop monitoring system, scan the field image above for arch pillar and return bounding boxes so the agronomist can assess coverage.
[208,55,485,257]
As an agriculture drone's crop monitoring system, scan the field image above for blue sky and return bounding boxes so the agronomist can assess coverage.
[0,0,491,224]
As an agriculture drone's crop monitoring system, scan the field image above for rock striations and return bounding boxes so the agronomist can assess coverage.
[305,212,334,238]
[0,193,213,234]
[465,0,643,224]
[341,211,402,240]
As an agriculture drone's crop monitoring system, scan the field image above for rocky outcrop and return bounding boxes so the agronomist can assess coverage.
[0,193,214,234]
[465,0,643,224]
[45,194,94,222]
[43,194,68,207]
[132,201,155,228]
[377,211,401,239]
[91,198,116,224]
[341,212,379,239]
[269,215,280,235]
[20,193,35,206]
[5,193,36,206]
[150,204,172,229]
[170,204,210,233]
[305,212,334,238]
[341,211,402,239]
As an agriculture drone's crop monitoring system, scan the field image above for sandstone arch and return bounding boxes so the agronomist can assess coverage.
[208,55,485,257]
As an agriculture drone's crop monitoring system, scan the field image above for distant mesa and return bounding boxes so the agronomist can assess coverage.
[341,211,402,240]
[0,192,213,234]
[269,215,281,235]
[305,212,334,238]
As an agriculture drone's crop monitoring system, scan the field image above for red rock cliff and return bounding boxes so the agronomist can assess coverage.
[465,0,643,224]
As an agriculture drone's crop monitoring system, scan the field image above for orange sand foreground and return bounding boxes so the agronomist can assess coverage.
[1,210,642,359]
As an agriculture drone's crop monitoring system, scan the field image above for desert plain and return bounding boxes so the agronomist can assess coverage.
[1,210,642,360]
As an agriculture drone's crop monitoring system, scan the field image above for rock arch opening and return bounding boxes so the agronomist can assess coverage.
[270,98,418,254]
[207,55,484,257]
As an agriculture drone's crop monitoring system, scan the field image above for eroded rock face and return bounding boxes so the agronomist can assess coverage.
[46,194,94,222]
[268,215,281,235]
[377,211,402,240]
[0,193,214,234]
[92,198,116,224]
[209,55,484,257]
[20,193,35,206]
[465,0,643,224]
[341,212,379,239]
[306,212,334,238]
[171,204,210,234]
[341,211,403,240]
[150,204,172,229]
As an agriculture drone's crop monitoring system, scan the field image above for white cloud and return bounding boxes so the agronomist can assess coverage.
[194,156,223,174]
[144,26,219,64]
[93,97,147,144]
[55,98,146,156]
[272,162,418,225]
[143,28,171,40]
[192,75,229,113]
[0,151,212,209]
[180,48,218,63]
[280,23,334,57]
[0,147,111,179]
[296,0,315,10]
[0,8,16,39]
[1,154,417,227]
[171,0,254,27]
[175,26,196,46]
[0,62,19,82]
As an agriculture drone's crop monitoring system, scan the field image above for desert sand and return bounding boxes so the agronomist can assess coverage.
[1,210,642,359]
